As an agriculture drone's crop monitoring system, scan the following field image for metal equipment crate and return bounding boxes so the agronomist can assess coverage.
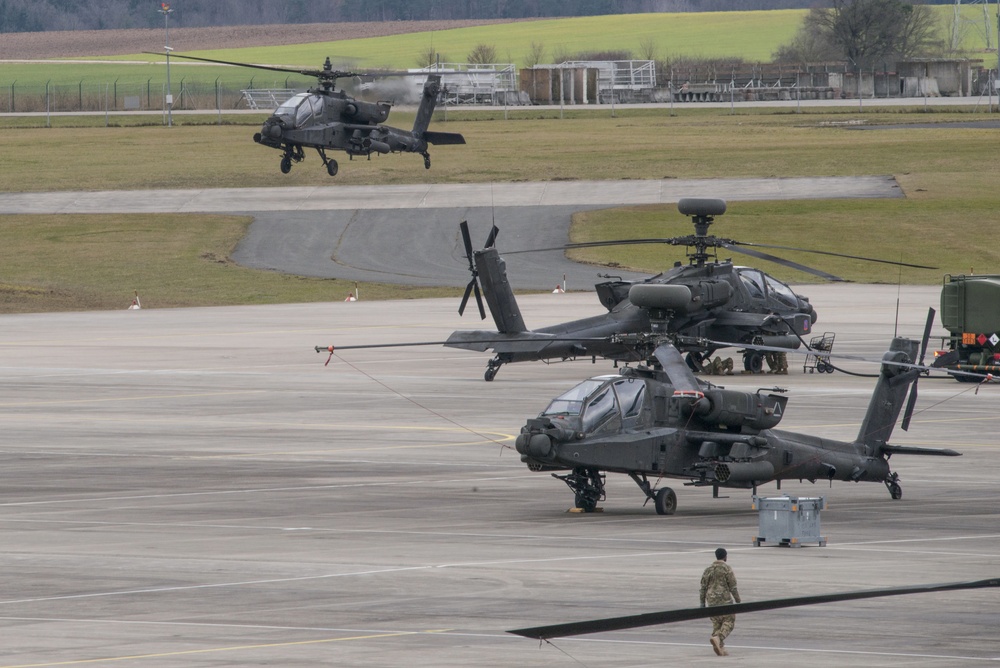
[803,332,836,373]
[752,495,827,547]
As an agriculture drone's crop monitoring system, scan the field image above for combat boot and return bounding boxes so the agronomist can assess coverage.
[710,636,723,655]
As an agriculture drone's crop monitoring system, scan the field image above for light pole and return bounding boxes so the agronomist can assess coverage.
[159,3,173,126]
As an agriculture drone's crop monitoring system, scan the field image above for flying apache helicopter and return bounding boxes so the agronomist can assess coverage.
[513,315,962,516]
[447,198,934,381]
[154,53,465,176]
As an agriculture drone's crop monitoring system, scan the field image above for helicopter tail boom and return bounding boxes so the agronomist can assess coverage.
[475,247,527,335]
[856,337,921,450]
[412,75,443,137]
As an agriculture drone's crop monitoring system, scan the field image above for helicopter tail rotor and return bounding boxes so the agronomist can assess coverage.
[901,307,936,431]
[458,221,498,320]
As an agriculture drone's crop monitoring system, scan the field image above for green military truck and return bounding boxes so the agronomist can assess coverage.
[937,274,1000,381]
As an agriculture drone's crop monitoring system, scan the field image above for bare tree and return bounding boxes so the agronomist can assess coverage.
[638,36,658,61]
[772,8,842,63]
[467,43,499,64]
[806,0,941,67]
[416,45,444,68]
[524,41,547,68]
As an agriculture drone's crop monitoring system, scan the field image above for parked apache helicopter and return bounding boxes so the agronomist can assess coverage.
[151,53,465,175]
[513,317,962,516]
[447,198,934,381]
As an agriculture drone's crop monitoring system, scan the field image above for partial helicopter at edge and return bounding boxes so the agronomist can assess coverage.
[446,198,935,381]
[150,53,465,176]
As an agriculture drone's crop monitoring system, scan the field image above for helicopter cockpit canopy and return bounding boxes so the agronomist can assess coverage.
[540,375,648,433]
[736,267,806,311]
[274,92,324,128]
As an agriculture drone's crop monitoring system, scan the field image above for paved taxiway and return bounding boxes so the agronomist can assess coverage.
[0,176,902,290]
[1,284,997,667]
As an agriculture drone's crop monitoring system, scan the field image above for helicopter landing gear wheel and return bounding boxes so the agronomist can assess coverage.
[574,493,597,513]
[422,152,431,169]
[280,156,292,174]
[654,487,677,515]
[484,357,502,382]
[885,473,902,500]
[555,467,605,513]
[326,159,339,177]
[744,351,764,373]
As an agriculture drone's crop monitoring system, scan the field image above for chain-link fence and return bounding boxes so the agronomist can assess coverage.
[3,79,307,113]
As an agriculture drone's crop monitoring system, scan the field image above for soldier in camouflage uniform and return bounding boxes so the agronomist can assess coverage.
[699,547,741,656]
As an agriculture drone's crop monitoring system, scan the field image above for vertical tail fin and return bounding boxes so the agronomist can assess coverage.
[475,248,527,334]
[412,75,441,137]
[856,337,920,449]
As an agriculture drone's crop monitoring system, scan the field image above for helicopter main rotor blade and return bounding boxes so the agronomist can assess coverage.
[652,343,701,393]
[730,240,938,270]
[508,578,1000,640]
[143,52,415,80]
[315,334,617,354]
[502,238,687,255]
[143,51,334,77]
[720,243,846,282]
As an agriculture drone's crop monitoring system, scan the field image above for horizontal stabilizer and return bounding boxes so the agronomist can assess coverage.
[424,131,466,145]
[882,444,962,457]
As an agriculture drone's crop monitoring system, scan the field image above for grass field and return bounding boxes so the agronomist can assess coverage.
[2,8,998,313]
[1,6,994,88]
[2,104,999,313]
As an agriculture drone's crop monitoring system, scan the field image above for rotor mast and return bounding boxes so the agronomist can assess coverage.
[677,197,728,267]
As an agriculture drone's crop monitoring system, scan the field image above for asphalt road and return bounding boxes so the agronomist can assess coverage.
[0,285,997,668]
[0,176,902,290]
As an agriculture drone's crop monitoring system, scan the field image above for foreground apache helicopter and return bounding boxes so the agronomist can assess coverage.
[514,322,961,516]
[447,198,934,380]
[155,53,465,175]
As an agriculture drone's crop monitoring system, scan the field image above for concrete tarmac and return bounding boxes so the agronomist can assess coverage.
[0,284,997,667]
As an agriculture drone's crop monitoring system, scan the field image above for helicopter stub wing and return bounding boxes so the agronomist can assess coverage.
[710,310,812,337]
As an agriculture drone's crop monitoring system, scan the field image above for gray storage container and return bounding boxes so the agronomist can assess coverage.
[752,495,826,547]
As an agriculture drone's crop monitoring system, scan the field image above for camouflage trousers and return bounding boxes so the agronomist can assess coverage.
[710,614,735,643]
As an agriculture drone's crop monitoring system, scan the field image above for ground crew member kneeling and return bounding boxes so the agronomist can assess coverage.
[699,547,741,656]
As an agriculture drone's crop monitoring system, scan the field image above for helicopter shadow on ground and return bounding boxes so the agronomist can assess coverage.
[232,205,651,291]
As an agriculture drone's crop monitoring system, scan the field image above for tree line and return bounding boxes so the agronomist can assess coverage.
[1,0,930,33]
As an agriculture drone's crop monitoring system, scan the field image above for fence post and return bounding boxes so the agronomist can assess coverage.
[8,80,14,113]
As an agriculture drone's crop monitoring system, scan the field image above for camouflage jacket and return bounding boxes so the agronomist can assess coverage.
[700,560,741,607]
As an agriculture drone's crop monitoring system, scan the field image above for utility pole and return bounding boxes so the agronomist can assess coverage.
[159,3,173,127]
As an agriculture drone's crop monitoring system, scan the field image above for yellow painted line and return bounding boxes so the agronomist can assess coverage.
[0,629,451,667]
